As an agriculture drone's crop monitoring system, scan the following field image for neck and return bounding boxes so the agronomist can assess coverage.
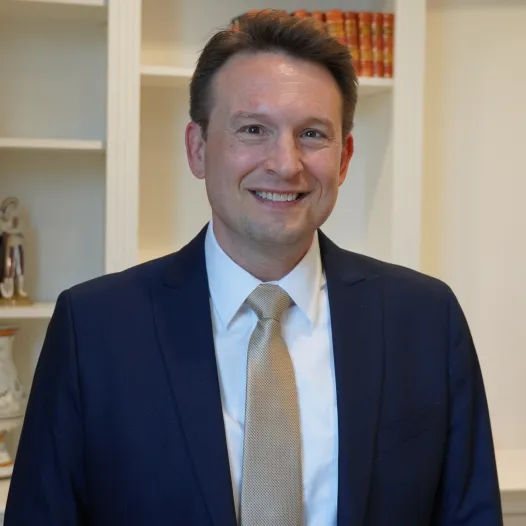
[212,224,314,282]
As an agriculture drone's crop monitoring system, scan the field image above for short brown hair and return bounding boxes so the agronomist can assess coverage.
[189,9,358,140]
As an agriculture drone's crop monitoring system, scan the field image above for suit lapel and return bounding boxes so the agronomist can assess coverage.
[151,226,237,526]
[319,232,384,526]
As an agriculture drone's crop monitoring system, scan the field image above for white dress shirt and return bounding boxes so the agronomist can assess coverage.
[204,222,338,525]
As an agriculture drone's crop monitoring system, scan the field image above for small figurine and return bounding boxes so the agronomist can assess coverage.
[0,197,31,305]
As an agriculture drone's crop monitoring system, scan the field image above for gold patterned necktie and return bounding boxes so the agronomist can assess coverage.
[240,283,303,526]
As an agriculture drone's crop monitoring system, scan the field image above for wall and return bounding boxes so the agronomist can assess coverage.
[422,0,526,450]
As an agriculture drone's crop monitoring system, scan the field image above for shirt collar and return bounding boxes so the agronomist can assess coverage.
[205,221,324,330]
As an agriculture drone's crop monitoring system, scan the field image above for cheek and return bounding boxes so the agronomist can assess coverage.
[306,152,342,191]
[225,139,266,173]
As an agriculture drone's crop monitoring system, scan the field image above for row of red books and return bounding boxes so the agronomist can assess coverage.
[231,10,394,79]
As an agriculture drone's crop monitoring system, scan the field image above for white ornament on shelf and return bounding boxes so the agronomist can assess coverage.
[0,326,27,479]
[0,198,31,306]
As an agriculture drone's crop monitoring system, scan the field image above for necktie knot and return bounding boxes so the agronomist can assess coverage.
[246,284,292,322]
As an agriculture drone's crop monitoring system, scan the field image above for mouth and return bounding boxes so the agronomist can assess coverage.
[249,190,308,202]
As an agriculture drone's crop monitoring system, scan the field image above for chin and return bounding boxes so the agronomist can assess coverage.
[245,221,312,248]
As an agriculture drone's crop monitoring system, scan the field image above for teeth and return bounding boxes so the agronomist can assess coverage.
[254,191,300,202]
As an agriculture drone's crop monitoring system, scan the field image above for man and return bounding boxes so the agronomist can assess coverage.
[5,10,502,526]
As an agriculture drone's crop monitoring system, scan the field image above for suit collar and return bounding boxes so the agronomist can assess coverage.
[317,229,373,286]
[161,224,209,289]
[162,225,373,290]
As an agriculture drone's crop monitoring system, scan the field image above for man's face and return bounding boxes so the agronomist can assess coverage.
[186,51,354,254]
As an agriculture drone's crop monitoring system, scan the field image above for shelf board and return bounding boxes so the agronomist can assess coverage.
[141,66,194,88]
[13,0,105,5]
[358,76,394,96]
[0,0,107,21]
[141,64,393,96]
[0,302,55,320]
[0,138,105,152]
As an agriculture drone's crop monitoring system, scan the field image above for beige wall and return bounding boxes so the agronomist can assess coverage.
[422,0,526,449]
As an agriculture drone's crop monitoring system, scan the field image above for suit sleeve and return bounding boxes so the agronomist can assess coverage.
[5,290,87,525]
[431,290,503,525]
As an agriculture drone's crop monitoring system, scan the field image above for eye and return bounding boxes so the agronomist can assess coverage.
[240,125,265,135]
[302,129,325,139]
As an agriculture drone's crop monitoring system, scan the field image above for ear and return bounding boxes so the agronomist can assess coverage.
[185,121,206,180]
[338,134,354,186]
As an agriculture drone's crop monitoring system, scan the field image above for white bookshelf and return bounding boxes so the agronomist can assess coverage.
[0,0,132,506]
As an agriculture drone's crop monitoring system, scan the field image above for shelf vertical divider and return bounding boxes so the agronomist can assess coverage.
[390,1,427,270]
[105,0,142,273]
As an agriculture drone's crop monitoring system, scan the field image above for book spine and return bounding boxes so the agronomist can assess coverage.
[344,12,361,77]
[382,13,394,78]
[371,12,384,77]
[325,10,347,46]
[358,12,373,77]
[292,9,308,19]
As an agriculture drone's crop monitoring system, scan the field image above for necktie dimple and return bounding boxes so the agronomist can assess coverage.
[240,283,303,526]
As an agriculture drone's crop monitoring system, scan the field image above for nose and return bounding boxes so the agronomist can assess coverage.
[264,133,302,179]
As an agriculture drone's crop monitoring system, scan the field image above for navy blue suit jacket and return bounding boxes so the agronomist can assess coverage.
[5,227,503,525]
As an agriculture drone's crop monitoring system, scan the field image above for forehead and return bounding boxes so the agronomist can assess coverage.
[210,51,342,119]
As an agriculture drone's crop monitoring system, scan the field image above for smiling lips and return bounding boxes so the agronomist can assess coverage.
[250,190,307,202]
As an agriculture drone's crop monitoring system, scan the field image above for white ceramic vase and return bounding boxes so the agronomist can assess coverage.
[0,326,27,478]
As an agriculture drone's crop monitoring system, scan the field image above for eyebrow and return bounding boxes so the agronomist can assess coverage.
[230,111,335,132]
[229,111,270,123]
